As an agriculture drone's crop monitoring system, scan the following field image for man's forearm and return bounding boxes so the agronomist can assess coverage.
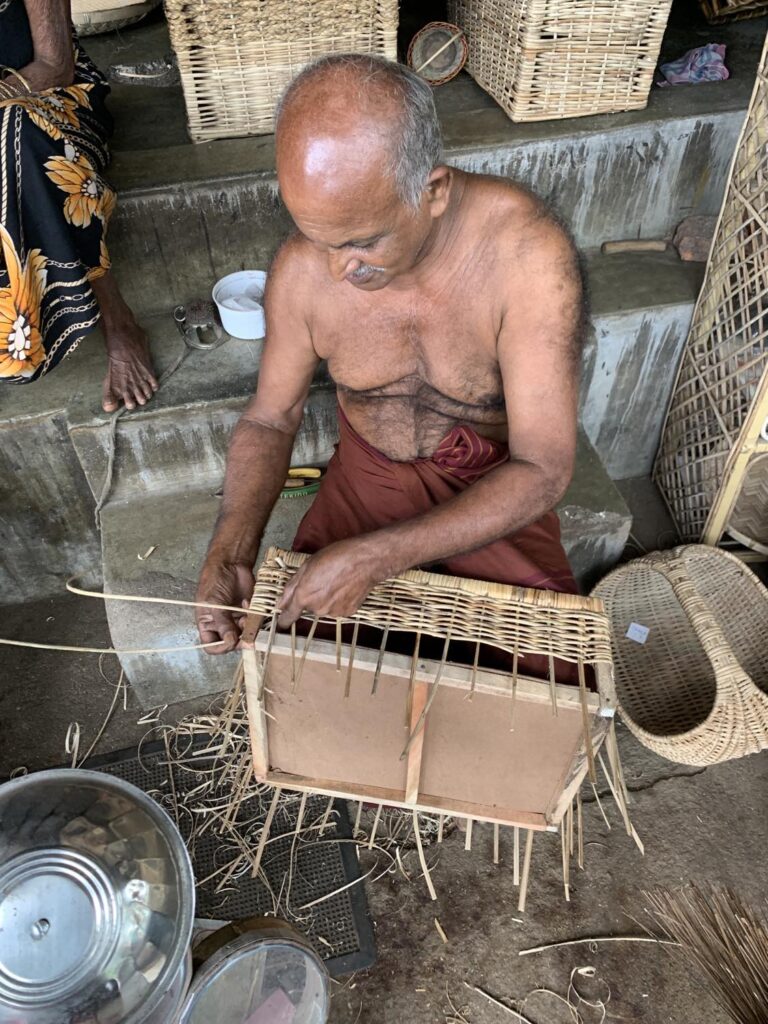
[363,459,567,579]
[206,418,295,566]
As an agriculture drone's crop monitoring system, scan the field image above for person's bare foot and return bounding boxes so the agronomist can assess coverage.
[90,270,159,413]
[102,320,159,412]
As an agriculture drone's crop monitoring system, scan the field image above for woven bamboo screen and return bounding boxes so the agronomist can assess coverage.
[654,35,768,544]
[164,0,399,142]
[446,0,673,122]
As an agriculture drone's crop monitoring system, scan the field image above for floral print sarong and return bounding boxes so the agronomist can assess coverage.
[0,38,114,382]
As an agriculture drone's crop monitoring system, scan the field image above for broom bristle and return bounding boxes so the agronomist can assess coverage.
[645,885,768,1024]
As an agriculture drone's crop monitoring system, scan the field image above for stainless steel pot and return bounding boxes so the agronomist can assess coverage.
[0,769,195,1024]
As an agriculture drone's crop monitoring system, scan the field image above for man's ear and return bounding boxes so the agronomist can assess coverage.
[425,166,452,218]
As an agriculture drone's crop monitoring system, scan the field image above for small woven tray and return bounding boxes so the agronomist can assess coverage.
[593,546,768,766]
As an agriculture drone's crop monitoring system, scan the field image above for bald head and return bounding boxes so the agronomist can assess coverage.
[276,54,442,209]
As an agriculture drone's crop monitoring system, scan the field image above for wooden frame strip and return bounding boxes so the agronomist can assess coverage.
[405,681,429,805]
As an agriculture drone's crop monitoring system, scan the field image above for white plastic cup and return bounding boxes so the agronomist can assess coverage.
[212,270,267,340]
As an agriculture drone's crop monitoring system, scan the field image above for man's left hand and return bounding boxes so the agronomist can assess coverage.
[277,538,385,628]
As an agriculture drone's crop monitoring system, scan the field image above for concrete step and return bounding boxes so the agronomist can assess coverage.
[0,248,699,604]
[99,428,631,708]
[81,15,765,320]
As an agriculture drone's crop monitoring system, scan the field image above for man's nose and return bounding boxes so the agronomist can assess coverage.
[328,251,360,282]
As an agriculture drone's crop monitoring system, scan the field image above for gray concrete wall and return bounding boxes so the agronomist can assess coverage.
[452,113,739,252]
[107,110,740,320]
[0,413,101,601]
[583,303,695,479]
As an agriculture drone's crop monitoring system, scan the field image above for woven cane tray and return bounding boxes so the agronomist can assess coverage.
[594,546,768,767]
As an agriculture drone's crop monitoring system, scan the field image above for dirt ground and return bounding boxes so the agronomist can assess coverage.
[1,592,766,1023]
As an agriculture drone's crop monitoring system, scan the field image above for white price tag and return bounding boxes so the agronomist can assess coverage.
[625,622,650,644]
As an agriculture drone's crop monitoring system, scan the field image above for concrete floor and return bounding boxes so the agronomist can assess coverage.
[2,492,767,1023]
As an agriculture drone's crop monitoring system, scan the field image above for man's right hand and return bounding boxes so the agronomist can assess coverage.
[196,558,255,654]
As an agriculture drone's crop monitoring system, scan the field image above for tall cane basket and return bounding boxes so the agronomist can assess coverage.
[593,546,768,767]
[164,0,398,142]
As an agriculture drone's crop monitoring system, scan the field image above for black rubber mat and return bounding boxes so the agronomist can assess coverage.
[85,737,375,977]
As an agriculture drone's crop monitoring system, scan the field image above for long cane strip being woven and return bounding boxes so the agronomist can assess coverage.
[655,35,768,545]
[242,549,639,910]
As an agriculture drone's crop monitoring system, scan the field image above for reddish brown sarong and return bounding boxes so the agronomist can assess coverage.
[293,406,577,594]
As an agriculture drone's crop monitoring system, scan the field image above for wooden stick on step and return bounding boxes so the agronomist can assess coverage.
[577,794,584,870]
[437,814,445,844]
[517,830,534,913]
[513,826,520,886]
[568,800,575,857]
[493,823,500,865]
[464,818,473,852]
[344,620,360,698]
[353,800,363,837]
[252,786,282,878]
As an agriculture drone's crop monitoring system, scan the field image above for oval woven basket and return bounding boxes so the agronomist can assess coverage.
[593,546,768,767]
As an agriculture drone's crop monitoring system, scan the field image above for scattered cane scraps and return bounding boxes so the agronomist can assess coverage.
[465,965,612,1024]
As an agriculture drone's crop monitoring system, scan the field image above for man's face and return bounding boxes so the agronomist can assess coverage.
[281,178,434,291]
[278,135,438,291]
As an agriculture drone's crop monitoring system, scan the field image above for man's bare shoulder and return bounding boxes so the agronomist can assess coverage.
[461,171,577,265]
[268,229,323,284]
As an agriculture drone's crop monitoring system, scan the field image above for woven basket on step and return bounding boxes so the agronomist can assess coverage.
[163,0,398,143]
[446,0,674,123]
[593,546,768,767]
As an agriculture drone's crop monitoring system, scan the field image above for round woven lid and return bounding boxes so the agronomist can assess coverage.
[407,22,468,85]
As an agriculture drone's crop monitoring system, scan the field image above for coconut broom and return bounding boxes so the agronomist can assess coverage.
[645,885,768,1024]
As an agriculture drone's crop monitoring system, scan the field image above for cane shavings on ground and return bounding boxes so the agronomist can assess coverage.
[463,964,613,1024]
[131,664,454,926]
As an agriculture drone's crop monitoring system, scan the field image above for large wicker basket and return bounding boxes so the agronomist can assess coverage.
[446,0,673,123]
[654,34,768,547]
[164,0,399,143]
[593,546,768,767]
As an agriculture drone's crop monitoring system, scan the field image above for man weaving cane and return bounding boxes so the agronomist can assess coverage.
[195,54,586,653]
